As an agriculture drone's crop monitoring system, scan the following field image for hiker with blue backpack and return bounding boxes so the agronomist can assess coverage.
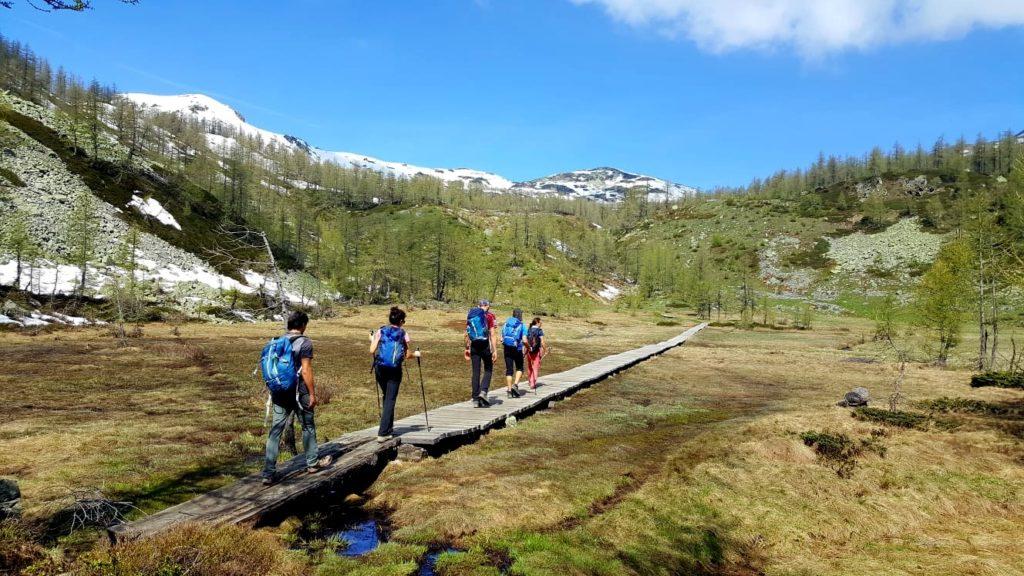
[370,307,414,442]
[465,299,497,407]
[260,311,331,485]
[501,309,528,398]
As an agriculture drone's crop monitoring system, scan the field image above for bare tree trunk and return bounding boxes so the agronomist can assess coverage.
[977,251,987,371]
[990,281,999,370]
[260,231,287,329]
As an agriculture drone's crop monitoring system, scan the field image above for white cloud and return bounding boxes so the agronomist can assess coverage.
[570,0,1024,56]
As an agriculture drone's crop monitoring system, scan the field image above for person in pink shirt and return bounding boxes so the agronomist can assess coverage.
[525,317,549,390]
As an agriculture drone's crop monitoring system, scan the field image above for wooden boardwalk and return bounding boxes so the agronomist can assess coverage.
[111,322,707,541]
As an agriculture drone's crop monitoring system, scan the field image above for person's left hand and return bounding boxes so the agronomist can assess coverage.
[491,352,497,362]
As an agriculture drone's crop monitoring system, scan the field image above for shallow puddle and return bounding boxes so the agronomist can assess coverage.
[335,517,385,557]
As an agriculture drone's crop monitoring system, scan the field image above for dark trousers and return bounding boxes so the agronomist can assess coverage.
[376,365,403,436]
[470,340,493,399]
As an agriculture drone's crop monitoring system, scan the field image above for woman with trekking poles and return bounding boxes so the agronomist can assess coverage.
[525,317,549,390]
[370,307,414,442]
[501,309,528,398]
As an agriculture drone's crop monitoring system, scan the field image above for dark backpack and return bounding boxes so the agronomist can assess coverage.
[466,307,489,342]
[502,317,523,347]
[527,327,543,355]
[376,326,406,368]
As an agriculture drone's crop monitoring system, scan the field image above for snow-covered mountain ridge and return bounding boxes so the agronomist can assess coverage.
[123,93,697,202]
[513,167,697,202]
[123,93,514,190]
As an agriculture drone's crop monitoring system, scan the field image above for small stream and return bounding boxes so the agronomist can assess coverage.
[310,508,461,575]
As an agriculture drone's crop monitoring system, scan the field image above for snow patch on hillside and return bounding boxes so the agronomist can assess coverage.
[123,93,514,190]
[128,194,181,230]
[598,284,621,301]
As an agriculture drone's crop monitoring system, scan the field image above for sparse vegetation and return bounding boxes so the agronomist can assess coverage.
[971,371,1024,389]
[800,429,887,478]
[852,407,930,430]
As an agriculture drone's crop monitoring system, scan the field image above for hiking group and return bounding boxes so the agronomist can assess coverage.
[258,303,549,484]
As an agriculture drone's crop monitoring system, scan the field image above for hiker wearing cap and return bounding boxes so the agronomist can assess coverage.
[501,308,528,398]
[525,317,549,390]
[465,299,497,407]
[370,307,412,442]
[261,311,331,485]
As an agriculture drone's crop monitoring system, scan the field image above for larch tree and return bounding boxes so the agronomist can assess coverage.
[0,207,34,287]
[914,239,974,365]
[66,190,100,296]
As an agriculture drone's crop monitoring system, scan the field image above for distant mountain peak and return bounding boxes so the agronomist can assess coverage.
[513,167,697,202]
[121,92,697,202]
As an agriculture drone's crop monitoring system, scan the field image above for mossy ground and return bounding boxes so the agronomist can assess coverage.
[3,312,1023,575]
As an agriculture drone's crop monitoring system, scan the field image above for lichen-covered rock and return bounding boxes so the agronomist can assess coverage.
[839,387,870,407]
[0,478,21,520]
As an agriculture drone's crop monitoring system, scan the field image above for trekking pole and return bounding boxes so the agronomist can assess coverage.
[414,349,431,431]
[370,331,381,420]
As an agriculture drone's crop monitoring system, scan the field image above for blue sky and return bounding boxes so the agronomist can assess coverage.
[3,0,1022,188]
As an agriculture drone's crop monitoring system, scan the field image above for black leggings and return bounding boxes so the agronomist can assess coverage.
[376,365,402,436]
[504,344,524,376]
[470,340,493,399]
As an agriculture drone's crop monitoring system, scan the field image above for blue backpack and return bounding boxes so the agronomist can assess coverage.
[466,307,489,342]
[260,335,301,393]
[376,326,406,368]
[502,317,523,348]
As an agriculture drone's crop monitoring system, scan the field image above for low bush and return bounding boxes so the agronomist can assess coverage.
[0,520,45,575]
[800,430,886,478]
[919,397,1024,419]
[853,407,930,430]
[970,371,1024,389]
[73,523,305,576]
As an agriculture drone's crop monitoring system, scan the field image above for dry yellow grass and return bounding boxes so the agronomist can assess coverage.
[362,317,1024,575]
[0,306,688,517]
[5,310,1022,575]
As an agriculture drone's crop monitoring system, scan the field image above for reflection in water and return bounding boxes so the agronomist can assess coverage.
[419,548,461,576]
[328,514,463,575]
[336,518,383,557]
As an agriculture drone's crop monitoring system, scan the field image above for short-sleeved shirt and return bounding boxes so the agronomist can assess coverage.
[289,332,313,364]
[485,311,496,331]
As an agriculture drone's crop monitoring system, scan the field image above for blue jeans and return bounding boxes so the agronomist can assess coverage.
[263,397,317,477]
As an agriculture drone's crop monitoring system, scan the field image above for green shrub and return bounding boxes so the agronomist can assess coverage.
[970,371,1024,389]
[852,407,930,430]
[919,397,1024,418]
[800,430,885,479]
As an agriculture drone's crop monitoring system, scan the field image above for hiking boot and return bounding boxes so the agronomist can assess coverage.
[307,455,334,474]
[261,475,275,486]
[476,395,491,408]
[507,388,521,399]
[376,434,393,443]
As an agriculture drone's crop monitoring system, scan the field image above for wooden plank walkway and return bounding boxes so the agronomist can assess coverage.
[110,322,707,541]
